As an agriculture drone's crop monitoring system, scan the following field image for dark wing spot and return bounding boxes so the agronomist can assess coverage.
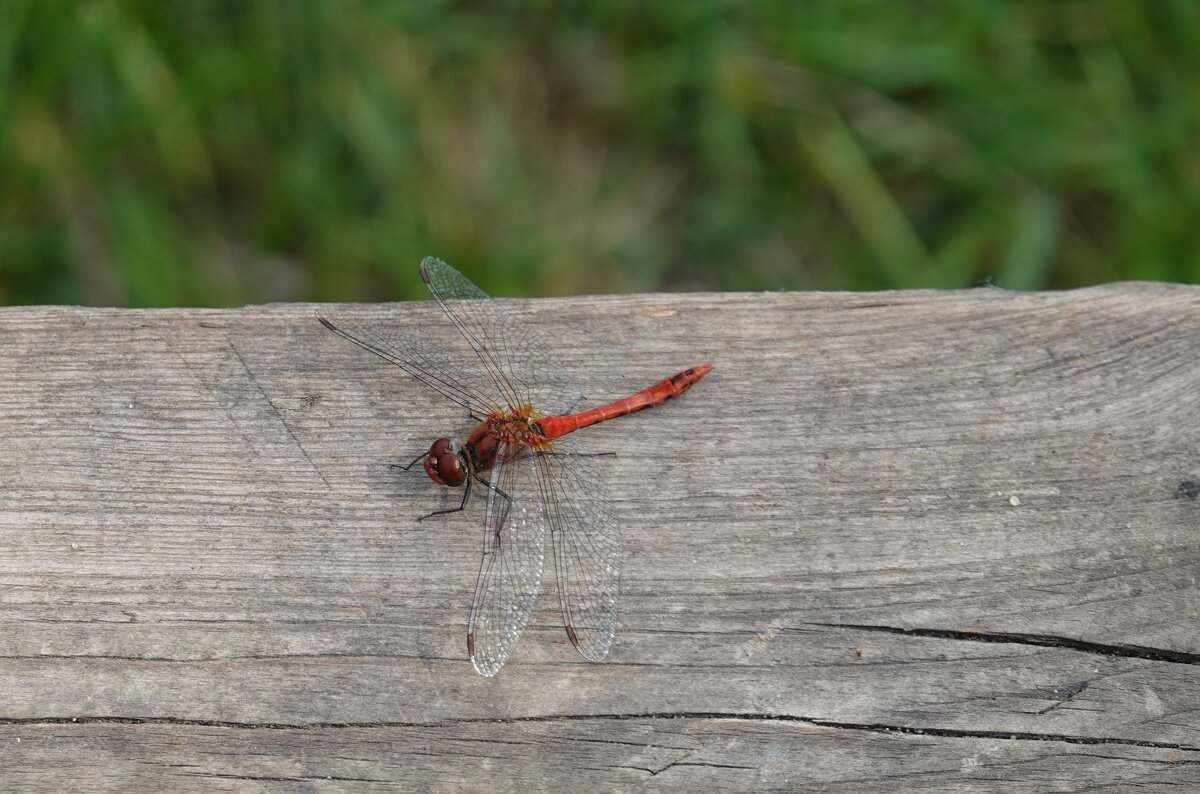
[1178,480,1199,500]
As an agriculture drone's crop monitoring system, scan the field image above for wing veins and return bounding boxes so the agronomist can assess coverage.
[317,315,489,413]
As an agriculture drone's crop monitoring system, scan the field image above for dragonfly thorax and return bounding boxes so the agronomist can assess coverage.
[424,437,468,487]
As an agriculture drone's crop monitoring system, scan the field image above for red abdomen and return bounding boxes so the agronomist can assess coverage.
[536,364,712,440]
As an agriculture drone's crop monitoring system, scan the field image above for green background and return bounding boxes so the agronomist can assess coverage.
[2,1,1197,306]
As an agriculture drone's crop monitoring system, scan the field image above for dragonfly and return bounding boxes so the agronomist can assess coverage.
[318,257,712,676]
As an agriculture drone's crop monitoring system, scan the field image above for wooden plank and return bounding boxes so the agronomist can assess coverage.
[5,720,1199,792]
[1,283,1198,789]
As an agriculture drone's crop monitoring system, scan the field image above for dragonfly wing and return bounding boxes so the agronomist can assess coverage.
[420,257,583,417]
[317,309,503,418]
[467,444,546,677]
[535,440,621,663]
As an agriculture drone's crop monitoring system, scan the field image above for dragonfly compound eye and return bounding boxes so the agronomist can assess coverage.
[435,452,466,486]
[423,438,464,486]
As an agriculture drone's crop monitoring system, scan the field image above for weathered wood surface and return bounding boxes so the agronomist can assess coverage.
[1,283,1198,791]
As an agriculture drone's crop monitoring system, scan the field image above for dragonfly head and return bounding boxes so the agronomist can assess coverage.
[424,437,467,487]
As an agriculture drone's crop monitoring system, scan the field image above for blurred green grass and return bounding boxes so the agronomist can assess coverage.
[1,1,1198,306]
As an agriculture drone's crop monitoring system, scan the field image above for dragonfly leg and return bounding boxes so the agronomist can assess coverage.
[476,474,514,513]
[390,450,428,473]
[416,476,473,522]
[469,473,517,549]
[414,471,515,524]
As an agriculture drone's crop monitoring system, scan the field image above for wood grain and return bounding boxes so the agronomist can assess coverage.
[1,283,1198,791]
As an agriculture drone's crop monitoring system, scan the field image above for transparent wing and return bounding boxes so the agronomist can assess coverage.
[535,436,621,663]
[467,443,547,677]
[420,257,582,416]
[317,307,504,418]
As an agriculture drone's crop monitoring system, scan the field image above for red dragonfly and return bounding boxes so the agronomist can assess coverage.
[319,257,711,676]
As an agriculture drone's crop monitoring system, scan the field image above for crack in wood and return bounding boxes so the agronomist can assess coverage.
[1037,681,1089,715]
[185,772,393,783]
[670,760,758,772]
[0,652,421,663]
[618,753,691,777]
[619,757,757,777]
[3,712,1196,753]
[811,622,1200,665]
[228,338,331,489]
